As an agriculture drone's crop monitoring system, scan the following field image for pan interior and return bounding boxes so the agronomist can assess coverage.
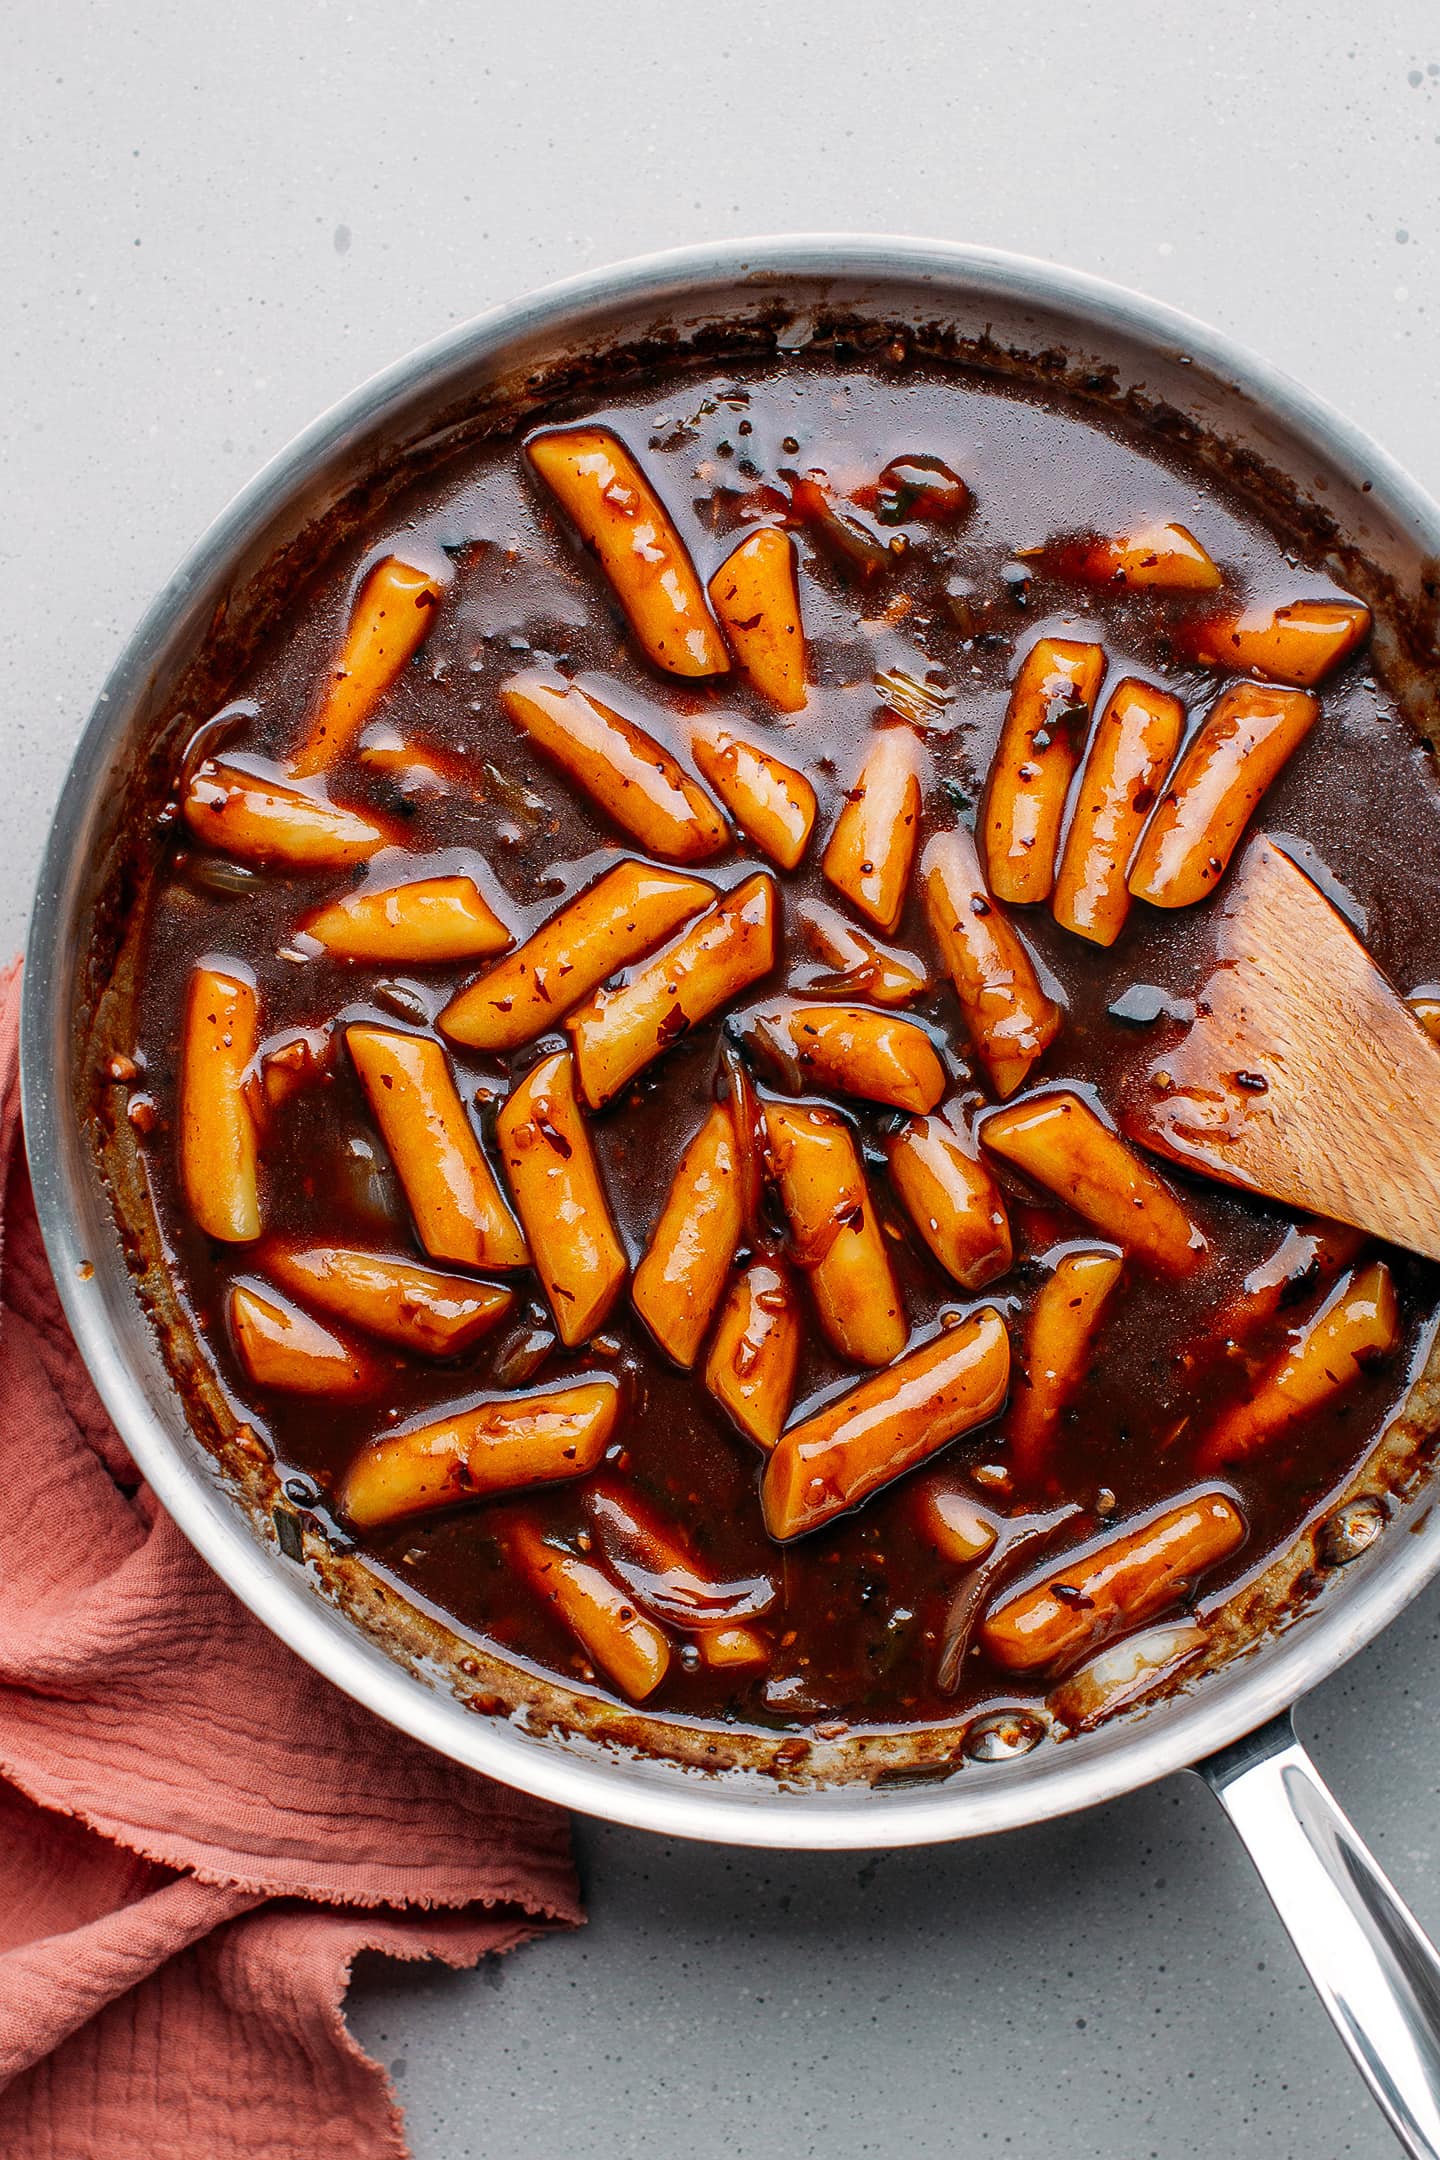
[25,241,1440,1844]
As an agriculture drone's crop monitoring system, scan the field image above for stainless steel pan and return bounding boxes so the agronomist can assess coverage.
[22,237,1440,2155]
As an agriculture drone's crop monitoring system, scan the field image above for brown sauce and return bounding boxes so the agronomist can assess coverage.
[125,351,1440,1740]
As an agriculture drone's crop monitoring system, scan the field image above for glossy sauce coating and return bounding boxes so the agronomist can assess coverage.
[128,352,1440,1740]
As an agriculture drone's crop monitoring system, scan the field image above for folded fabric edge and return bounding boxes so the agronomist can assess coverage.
[0,1750,583,1925]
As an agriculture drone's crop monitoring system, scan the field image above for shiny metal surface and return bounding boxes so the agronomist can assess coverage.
[1202,1717,1440,2159]
[20,236,1440,1863]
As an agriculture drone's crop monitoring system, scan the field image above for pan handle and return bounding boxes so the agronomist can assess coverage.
[1199,1710,1440,2159]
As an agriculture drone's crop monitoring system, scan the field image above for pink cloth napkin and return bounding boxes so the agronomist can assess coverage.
[0,964,581,2157]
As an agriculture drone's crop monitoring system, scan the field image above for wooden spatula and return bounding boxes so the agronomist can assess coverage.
[1121,833,1440,1261]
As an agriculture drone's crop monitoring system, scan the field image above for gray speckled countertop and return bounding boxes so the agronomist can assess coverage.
[8,6,1440,2154]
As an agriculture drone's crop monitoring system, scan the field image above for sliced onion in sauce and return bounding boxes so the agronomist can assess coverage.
[719,1033,773,1251]
[1045,1620,1209,1734]
[178,699,260,798]
[746,1012,805,1096]
[586,1488,777,1626]
[937,1503,1084,1695]
[873,668,952,731]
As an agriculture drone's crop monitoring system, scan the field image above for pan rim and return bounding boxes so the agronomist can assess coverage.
[22,232,1440,1848]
